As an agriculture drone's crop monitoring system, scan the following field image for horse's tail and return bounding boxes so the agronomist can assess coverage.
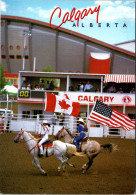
[101,143,118,152]
[65,143,86,157]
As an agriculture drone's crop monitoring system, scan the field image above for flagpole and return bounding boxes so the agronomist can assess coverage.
[122,103,126,138]
[123,103,126,114]
[87,103,90,119]
[7,94,9,110]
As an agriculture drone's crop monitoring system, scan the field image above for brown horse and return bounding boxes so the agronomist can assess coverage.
[55,127,117,174]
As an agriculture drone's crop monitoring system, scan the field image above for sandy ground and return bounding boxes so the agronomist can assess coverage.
[0,133,135,194]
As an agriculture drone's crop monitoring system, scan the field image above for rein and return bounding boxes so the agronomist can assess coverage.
[17,131,37,153]
[57,127,71,138]
[65,128,73,137]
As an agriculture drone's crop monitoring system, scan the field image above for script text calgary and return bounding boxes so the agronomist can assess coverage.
[50,5,101,29]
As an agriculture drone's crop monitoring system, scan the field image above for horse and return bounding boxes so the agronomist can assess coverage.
[55,127,117,174]
[14,129,86,175]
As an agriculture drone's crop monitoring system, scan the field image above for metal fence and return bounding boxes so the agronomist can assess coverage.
[0,110,135,139]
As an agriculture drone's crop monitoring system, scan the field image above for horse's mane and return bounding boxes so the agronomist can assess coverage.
[65,128,72,137]
[28,132,39,141]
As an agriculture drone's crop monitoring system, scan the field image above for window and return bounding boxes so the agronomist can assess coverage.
[9,45,13,50]
[32,110,43,118]
[1,45,5,50]
[9,55,15,59]
[16,45,20,50]
[1,55,6,59]
[16,55,22,59]
[25,55,29,60]
[22,111,30,118]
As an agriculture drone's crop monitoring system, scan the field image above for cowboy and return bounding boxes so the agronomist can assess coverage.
[38,120,50,156]
[73,118,86,151]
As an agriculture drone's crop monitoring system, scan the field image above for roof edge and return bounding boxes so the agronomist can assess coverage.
[1,15,135,57]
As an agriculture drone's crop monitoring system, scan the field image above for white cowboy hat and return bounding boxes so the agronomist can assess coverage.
[78,118,84,123]
[42,120,48,124]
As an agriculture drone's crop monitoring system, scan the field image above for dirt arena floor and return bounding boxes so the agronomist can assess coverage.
[0,133,135,194]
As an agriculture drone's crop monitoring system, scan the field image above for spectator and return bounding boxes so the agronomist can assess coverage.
[28,79,33,89]
[39,85,44,90]
[49,80,55,90]
[51,113,57,125]
[39,80,44,89]
[117,88,123,93]
[34,85,39,90]
[95,88,100,93]
[78,82,84,92]
[130,88,135,94]
[45,81,50,90]
[27,84,31,90]
[84,81,93,92]
[108,84,116,93]
[21,85,26,90]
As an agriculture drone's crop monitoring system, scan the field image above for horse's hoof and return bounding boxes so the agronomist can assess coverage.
[82,169,85,174]
[58,169,61,174]
[43,172,47,176]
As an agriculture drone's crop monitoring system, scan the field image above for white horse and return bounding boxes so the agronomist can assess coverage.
[14,129,85,175]
[55,127,117,174]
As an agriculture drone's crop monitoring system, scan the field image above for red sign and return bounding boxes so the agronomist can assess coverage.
[122,96,132,103]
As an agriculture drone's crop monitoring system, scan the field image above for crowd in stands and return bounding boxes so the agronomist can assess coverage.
[69,81,135,94]
[21,80,55,91]
[103,83,135,94]
[21,79,135,94]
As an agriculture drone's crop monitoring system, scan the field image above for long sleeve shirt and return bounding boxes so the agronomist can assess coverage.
[77,124,84,133]
[41,125,50,136]
[84,84,93,91]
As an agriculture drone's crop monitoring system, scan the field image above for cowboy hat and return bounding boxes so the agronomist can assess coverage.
[42,120,48,124]
[78,118,84,123]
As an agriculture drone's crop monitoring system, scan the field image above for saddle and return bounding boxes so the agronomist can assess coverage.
[37,139,53,157]
[80,136,89,143]
[75,137,89,152]
[37,139,53,148]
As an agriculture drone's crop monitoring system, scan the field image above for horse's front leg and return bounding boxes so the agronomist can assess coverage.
[33,156,47,176]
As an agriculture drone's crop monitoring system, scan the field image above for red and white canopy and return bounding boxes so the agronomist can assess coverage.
[104,74,135,83]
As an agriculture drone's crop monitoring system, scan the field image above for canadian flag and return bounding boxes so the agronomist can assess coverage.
[45,93,80,117]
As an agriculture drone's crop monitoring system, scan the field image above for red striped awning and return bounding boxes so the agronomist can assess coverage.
[104,74,135,83]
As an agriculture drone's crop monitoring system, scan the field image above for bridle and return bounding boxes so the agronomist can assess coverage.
[56,127,72,139]
[15,130,37,153]
[16,130,25,142]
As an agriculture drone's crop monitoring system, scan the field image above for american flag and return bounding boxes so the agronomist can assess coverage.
[88,100,135,131]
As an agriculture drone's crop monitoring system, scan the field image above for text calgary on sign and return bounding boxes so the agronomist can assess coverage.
[50,5,101,29]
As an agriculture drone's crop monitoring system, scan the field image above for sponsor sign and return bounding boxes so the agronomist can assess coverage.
[59,92,135,106]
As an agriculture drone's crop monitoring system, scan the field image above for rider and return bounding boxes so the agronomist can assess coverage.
[73,118,86,151]
[38,120,50,156]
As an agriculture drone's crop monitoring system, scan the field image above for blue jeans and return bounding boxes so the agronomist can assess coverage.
[73,132,86,149]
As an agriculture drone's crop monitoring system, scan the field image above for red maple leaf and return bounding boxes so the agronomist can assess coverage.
[59,99,71,110]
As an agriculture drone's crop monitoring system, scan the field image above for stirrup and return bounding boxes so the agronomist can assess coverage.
[38,153,43,157]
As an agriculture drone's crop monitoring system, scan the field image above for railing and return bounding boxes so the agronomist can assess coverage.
[0,112,135,139]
